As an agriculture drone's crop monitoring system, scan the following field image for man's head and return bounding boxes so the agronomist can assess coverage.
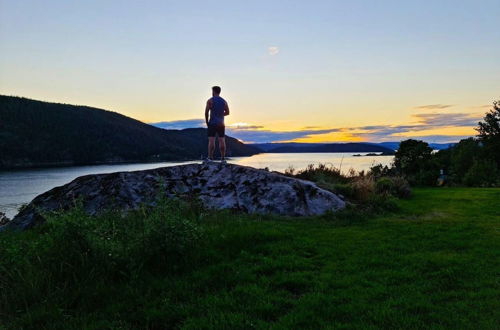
[212,86,221,96]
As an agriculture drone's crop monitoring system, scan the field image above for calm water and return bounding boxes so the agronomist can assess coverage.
[0,153,393,219]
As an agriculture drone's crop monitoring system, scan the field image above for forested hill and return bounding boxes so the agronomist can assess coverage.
[0,95,259,169]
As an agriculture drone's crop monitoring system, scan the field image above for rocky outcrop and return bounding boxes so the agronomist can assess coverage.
[1,163,345,231]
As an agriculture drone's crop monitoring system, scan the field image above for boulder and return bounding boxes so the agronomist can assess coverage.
[1,163,345,231]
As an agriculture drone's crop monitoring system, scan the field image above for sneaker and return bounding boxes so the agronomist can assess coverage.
[203,158,213,164]
[220,159,227,165]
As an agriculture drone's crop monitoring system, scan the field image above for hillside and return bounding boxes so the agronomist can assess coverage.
[252,142,395,154]
[0,96,259,169]
[252,142,455,153]
[374,141,456,151]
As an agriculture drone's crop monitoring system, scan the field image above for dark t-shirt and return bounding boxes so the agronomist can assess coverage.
[208,96,226,126]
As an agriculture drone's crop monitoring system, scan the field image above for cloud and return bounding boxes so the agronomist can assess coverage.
[227,123,265,130]
[150,119,204,130]
[411,112,482,127]
[225,128,342,143]
[336,112,481,142]
[301,126,320,129]
[268,46,279,56]
[413,104,453,110]
[150,111,481,144]
[390,135,472,144]
[229,125,264,130]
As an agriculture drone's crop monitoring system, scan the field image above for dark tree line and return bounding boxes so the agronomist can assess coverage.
[387,100,500,186]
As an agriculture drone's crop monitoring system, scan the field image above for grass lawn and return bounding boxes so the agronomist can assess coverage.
[1,188,499,329]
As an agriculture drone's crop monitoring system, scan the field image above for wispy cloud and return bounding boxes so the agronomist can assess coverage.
[228,123,264,130]
[345,112,481,142]
[387,135,472,143]
[413,104,453,110]
[268,46,279,56]
[411,112,481,127]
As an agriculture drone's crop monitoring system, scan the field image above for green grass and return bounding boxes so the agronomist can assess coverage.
[1,188,499,329]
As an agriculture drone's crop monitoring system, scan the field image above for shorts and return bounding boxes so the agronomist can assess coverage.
[207,124,225,137]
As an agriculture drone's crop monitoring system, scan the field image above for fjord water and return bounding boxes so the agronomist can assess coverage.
[0,153,393,219]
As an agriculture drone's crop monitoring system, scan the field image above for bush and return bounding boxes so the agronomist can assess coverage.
[414,168,440,186]
[292,163,349,184]
[390,176,412,198]
[287,164,411,206]
[369,163,393,178]
[331,183,355,198]
[375,177,394,195]
[375,176,411,199]
[350,175,376,202]
[463,159,499,187]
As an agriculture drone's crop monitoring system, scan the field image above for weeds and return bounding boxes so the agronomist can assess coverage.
[0,188,499,329]
[285,163,411,211]
[0,198,203,326]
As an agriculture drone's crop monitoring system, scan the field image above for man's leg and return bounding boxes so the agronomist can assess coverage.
[208,137,215,159]
[218,137,226,160]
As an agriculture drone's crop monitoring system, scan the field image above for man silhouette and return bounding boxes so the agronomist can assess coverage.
[205,86,230,163]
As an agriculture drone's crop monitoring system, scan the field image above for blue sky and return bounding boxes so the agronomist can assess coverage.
[1,0,499,143]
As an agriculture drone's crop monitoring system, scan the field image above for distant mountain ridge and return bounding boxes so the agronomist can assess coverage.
[371,142,455,151]
[251,143,395,154]
[252,142,455,153]
[0,95,259,169]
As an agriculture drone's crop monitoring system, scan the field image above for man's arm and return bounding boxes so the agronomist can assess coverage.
[205,100,211,125]
[224,101,230,116]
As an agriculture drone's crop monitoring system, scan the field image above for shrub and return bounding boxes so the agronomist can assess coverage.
[331,183,355,198]
[463,159,499,187]
[287,164,411,206]
[390,176,412,199]
[374,176,411,199]
[369,163,393,178]
[293,163,348,184]
[413,168,440,186]
[375,177,394,195]
[350,175,376,202]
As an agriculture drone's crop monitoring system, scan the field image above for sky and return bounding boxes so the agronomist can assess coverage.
[1,0,499,143]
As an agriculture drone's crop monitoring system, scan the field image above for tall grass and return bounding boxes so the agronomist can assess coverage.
[0,198,203,326]
[285,163,411,207]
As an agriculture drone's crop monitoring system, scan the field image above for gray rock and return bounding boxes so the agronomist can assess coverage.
[1,163,345,231]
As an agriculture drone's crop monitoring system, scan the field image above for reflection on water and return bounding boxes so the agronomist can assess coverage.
[0,153,393,219]
[233,152,393,174]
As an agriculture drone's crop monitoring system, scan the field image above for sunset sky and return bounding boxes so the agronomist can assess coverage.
[1,0,499,143]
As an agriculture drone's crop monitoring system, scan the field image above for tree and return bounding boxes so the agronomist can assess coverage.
[476,99,500,166]
[477,100,500,139]
[393,139,437,185]
[449,138,482,180]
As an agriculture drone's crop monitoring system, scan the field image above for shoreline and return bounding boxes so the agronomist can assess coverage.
[0,151,397,172]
